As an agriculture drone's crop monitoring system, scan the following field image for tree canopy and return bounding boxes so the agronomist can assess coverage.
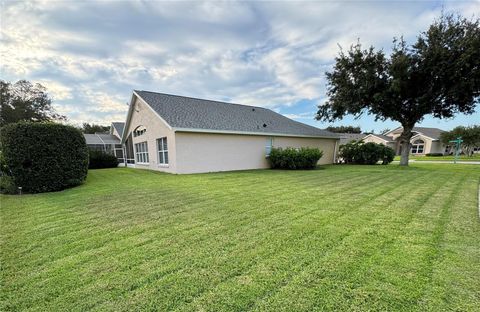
[81,123,110,134]
[440,125,480,156]
[326,125,361,133]
[316,13,480,165]
[0,80,66,126]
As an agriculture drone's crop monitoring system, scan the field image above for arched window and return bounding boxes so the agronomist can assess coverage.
[411,139,425,154]
[133,125,146,137]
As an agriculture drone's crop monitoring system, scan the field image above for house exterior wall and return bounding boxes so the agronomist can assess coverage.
[124,98,177,173]
[428,141,445,154]
[174,132,338,174]
[362,136,396,150]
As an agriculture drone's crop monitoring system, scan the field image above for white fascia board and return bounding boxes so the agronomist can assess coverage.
[121,92,137,144]
[173,127,340,140]
[133,90,173,131]
[363,134,393,143]
[411,133,437,141]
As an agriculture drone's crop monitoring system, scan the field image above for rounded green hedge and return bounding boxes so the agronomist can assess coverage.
[88,150,119,169]
[268,147,323,169]
[339,140,395,165]
[0,122,89,193]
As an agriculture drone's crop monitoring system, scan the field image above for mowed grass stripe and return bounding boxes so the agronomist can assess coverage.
[2,169,382,274]
[175,171,448,311]
[24,170,411,310]
[1,164,479,311]
[1,169,405,310]
[106,169,436,310]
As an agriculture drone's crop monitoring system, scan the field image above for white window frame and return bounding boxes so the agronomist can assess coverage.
[411,139,425,154]
[157,137,169,166]
[265,137,273,156]
[135,141,149,164]
[133,125,147,138]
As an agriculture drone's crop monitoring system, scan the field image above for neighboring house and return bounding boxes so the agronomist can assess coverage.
[362,133,396,150]
[361,127,447,155]
[338,133,366,145]
[84,122,126,164]
[120,90,340,174]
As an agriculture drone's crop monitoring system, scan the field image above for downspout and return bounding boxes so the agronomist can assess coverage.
[333,139,339,164]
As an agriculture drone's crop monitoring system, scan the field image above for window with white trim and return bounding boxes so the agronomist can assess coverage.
[135,141,149,163]
[411,139,425,154]
[265,137,273,156]
[157,137,168,165]
[133,125,147,137]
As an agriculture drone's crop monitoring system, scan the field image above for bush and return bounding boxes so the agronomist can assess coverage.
[0,122,89,193]
[0,175,17,194]
[339,140,395,165]
[268,147,323,169]
[425,153,443,156]
[89,150,119,169]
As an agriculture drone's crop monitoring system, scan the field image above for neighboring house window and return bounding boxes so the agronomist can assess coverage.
[411,139,425,154]
[133,125,146,137]
[157,137,168,165]
[266,137,273,156]
[135,141,149,163]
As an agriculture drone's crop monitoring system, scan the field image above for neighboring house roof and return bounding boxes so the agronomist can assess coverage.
[111,122,125,138]
[385,126,444,140]
[84,133,121,145]
[365,133,395,142]
[411,127,444,140]
[338,133,366,144]
[131,90,339,139]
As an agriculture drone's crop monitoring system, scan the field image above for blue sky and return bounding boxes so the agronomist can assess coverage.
[1,0,479,132]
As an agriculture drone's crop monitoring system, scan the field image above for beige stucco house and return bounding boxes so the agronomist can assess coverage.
[360,127,447,155]
[119,90,340,174]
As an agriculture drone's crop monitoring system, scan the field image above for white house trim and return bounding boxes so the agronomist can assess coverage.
[410,133,438,142]
[121,91,173,144]
[363,133,393,143]
[172,127,341,140]
[133,91,173,131]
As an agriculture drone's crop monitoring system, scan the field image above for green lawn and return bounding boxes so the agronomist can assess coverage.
[394,154,480,161]
[1,164,479,311]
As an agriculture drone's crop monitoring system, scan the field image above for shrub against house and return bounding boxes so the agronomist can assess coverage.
[268,147,323,169]
[339,141,395,165]
[0,122,89,194]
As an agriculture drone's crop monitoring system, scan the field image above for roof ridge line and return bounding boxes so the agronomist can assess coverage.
[135,90,271,111]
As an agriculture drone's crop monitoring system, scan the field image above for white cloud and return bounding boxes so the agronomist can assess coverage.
[1,0,478,126]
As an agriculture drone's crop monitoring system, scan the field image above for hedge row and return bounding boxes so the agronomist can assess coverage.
[89,150,119,169]
[0,122,89,193]
[268,147,323,169]
[339,141,395,165]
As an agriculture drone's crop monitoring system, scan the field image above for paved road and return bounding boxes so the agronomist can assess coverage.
[393,160,480,165]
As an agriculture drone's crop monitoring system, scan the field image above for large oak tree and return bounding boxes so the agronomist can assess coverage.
[0,80,66,127]
[316,14,480,165]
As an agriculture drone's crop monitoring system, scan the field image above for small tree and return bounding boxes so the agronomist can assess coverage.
[316,13,480,166]
[0,80,66,126]
[440,125,480,156]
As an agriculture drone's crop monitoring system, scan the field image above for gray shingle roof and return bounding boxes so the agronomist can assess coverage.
[370,133,395,141]
[135,91,339,138]
[111,122,125,138]
[338,133,367,145]
[412,127,444,140]
[84,133,121,145]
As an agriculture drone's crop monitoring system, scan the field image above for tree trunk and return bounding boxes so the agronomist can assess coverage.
[399,126,414,166]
